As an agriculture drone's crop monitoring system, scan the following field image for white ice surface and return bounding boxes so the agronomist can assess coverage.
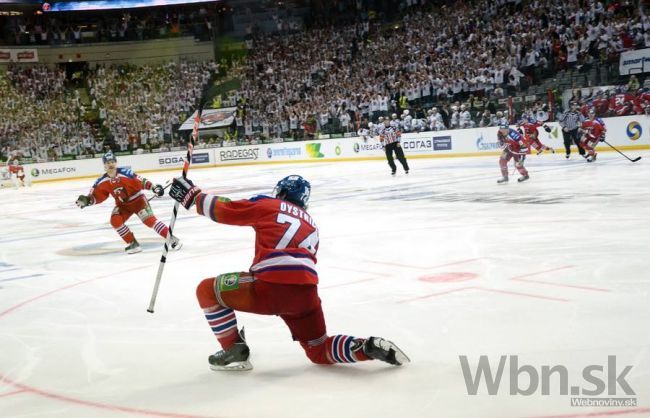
[0,152,649,418]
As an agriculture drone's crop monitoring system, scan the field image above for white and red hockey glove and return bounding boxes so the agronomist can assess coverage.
[170,177,201,209]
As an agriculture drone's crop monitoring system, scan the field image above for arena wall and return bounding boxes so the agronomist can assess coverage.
[18,116,650,184]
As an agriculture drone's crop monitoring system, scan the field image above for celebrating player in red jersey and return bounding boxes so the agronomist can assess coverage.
[518,118,555,155]
[75,151,181,254]
[609,90,639,116]
[168,174,410,371]
[497,124,530,184]
[579,109,607,162]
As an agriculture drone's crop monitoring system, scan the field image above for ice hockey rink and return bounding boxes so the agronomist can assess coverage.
[1,151,649,418]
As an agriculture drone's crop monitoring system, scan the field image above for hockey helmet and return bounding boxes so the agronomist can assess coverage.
[274,175,311,209]
[499,123,509,130]
[102,151,117,164]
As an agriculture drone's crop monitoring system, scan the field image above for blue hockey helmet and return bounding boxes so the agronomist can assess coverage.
[274,175,311,208]
[102,151,117,164]
[499,123,509,130]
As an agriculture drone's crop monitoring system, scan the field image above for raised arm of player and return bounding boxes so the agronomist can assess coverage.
[169,177,260,227]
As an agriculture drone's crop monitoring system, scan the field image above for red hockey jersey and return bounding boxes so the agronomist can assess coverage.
[195,194,319,285]
[89,167,153,207]
[581,118,606,141]
[609,93,638,116]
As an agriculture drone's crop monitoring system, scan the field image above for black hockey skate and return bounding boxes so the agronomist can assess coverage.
[361,337,410,366]
[125,239,142,254]
[517,175,530,183]
[497,177,509,184]
[208,329,252,371]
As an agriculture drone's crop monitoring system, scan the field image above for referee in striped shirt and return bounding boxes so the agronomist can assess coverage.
[559,102,586,159]
[380,119,410,175]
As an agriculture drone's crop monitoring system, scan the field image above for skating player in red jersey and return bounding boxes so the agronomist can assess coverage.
[75,151,181,254]
[518,117,555,155]
[168,174,410,371]
[497,124,530,184]
[579,108,607,162]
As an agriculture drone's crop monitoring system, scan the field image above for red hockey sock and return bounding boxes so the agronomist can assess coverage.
[197,278,239,350]
[143,216,169,238]
[301,335,370,364]
[115,224,134,243]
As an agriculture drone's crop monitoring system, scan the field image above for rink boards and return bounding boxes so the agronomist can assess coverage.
[21,115,650,183]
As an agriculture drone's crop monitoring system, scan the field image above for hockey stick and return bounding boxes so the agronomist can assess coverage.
[146,181,172,202]
[147,100,205,314]
[602,140,642,163]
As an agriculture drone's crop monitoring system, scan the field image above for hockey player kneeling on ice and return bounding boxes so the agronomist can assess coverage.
[75,152,181,254]
[497,124,530,184]
[168,174,410,371]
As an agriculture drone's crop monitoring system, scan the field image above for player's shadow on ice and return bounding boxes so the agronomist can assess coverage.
[56,238,164,256]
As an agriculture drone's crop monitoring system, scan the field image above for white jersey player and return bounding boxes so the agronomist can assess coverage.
[459,105,473,129]
[428,108,445,131]
[401,110,413,132]
[357,124,374,142]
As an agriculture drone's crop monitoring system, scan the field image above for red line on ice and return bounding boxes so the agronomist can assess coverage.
[397,286,569,303]
[0,249,246,417]
[368,257,482,270]
[474,287,569,302]
[0,374,217,418]
[0,389,27,398]
[510,266,575,280]
[510,266,610,292]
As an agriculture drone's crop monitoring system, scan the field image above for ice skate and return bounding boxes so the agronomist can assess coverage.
[586,155,595,163]
[362,337,410,366]
[169,235,182,251]
[517,175,530,183]
[565,153,570,159]
[497,177,509,184]
[209,329,252,371]
[125,239,142,254]
[391,170,396,176]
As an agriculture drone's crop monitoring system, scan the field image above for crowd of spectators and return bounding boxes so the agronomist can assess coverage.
[88,61,216,152]
[1,3,219,46]
[2,0,650,161]
[0,60,215,162]
[0,65,95,161]
[228,0,647,138]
